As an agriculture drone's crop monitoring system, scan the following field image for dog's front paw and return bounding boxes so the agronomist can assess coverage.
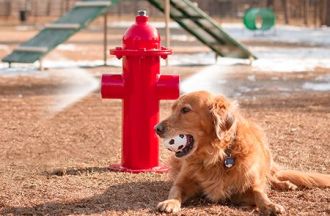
[157,199,181,213]
[260,203,285,216]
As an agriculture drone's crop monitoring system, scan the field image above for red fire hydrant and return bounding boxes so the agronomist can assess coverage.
[101,10,180,173]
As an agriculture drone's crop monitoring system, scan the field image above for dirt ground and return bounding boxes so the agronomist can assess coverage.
[0,24,329,215]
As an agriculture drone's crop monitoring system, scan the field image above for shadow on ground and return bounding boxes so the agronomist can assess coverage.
[0,167,257,215]
[1,179,171,215]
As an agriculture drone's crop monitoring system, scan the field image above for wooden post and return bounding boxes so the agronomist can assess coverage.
[103,13,108,66]
[248,56,254,66]
[39,58,43,71]
[164,0,170,66]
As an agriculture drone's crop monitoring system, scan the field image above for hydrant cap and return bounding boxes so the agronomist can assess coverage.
[123,10,160,50]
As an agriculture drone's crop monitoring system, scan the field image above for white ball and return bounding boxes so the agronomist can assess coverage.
[164,134,187,152]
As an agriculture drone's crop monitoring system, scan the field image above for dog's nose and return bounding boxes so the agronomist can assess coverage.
[155,123,165,136]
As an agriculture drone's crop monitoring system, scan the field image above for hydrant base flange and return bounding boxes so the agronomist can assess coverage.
[109,164,169,173]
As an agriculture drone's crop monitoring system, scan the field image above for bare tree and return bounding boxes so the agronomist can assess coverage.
[325,0,330,26]
[314,0,318,26]
[303,0,309,26]
[266,0,274,8]
[281,0,289,24]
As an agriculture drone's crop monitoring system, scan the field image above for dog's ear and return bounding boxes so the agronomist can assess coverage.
[209,96,237,140]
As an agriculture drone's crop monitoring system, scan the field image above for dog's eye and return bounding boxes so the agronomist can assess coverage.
[180,107,191,114]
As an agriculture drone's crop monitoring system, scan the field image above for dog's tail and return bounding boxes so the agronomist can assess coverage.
[274,169,330,188]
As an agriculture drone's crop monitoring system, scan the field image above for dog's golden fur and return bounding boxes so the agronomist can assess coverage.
[156,91,330,215]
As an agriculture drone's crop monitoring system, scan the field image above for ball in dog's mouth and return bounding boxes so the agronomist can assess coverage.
[164,134,195,158]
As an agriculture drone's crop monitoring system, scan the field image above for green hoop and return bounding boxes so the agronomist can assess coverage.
[243,8,276,31]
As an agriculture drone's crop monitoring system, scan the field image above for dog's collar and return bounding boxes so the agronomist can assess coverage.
[224,148,235,168]
[223,122,237,169]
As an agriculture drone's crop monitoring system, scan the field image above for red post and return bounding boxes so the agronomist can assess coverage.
[101,10,180,173]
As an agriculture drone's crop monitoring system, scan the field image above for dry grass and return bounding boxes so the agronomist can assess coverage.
[0,68,329,215]
[0,25,329,215]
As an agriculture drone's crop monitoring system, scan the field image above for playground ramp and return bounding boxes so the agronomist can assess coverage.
[2,0,256,65]
[147,0,256,59]
[2,0,117,64]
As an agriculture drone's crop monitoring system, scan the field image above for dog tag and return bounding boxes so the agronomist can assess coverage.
[224,156,235,168]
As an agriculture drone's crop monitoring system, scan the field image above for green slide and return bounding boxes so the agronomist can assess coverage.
[147,0,256,59]
[2,0,117,64]
[3,0,256,65]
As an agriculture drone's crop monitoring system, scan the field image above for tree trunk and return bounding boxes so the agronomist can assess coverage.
[325,0,330,26]
[266,0,274,8]
[314,0,318,27]
[303,0,309,26]
[282,0,289,24]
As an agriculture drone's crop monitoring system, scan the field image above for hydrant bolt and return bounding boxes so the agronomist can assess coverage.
[138,10,147,16]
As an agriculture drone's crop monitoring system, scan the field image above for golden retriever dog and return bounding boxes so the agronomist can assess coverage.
[155,91,330,215]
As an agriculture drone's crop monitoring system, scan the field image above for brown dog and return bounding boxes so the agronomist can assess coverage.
[155,91,330,215]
